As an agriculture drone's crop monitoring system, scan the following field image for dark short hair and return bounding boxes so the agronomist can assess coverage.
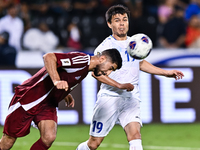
[105,4,130,23]
[7,4,16,10]
[101,48,122,69]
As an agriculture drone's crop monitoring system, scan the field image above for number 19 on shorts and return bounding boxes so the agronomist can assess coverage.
[92,121,103,133]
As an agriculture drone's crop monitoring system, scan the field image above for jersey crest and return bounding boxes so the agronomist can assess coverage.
[61,58,71,66]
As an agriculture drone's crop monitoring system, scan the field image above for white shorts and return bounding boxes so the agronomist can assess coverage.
[89,91,142,137]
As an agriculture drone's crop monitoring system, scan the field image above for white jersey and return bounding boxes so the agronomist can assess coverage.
[94,35,142,98]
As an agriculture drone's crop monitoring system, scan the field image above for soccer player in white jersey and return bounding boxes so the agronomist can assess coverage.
[0,49,134,150]
[76,4,184,150]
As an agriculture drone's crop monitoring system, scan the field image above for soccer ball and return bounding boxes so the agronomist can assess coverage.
[127,33,153,59]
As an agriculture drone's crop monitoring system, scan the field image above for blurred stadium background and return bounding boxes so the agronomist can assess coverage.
[1,0,200,149]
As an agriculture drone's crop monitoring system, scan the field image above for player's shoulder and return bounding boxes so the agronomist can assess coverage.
[68,51,87,55]
[55,52,90,67]
[55,51,87,58]
[106,35,114,40]
[98,36,111,45]
[98,36,116,48]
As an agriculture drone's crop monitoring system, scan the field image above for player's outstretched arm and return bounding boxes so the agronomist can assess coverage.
[92,72,134,91]
[64,94,75,107]
[164,70,184,80]
[43,53,69,91]
[140,60,184,80]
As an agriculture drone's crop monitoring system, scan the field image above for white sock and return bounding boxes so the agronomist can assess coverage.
[76,140,90,150]
[129,139,143,150]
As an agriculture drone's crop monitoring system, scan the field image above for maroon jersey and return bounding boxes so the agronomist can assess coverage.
[8,52,90,115]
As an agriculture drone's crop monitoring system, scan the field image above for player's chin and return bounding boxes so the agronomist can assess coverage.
[117,33,126,37]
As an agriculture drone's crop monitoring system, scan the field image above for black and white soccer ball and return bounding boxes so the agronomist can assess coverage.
[127,33,153,59]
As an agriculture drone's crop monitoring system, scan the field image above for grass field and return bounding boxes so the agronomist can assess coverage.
[1,123,200,150]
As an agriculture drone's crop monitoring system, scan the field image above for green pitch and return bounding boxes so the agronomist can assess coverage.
[1,123,200,150]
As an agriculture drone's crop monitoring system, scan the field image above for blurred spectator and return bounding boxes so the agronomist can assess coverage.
[0,0,7,18]
[185,0,200,21]
[0,31,17,66]
[0,4,24,51]
[23,22,59,52]
[49,0,73,47]
[0,0,14,18]
[66,23,82,50]
[158,0,177,24]
[19,2,31,31]
[185,15,200,47]
[158,0,187,24]
[124,0,143,19]
[29,1,57,31]
[126,0,158,46]
[158,6,186,48]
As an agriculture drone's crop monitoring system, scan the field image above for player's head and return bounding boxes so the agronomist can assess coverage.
[7,4,18,18]
[94,48,122,76]
[105,5,130,38]
[101,48,122,69]
[106,5,130,24]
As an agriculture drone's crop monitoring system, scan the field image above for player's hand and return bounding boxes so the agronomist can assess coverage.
[54,80,69,91]
[165,70,184,80]
[64,94,75,107]
[118,83,134,91]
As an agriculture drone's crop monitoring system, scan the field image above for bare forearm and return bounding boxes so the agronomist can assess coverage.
[43,53,69,90]
[92,73,120,88]
[43,53,60,84]
[140,60,184,80]
[92,72,134,91]
[140,60,167,76]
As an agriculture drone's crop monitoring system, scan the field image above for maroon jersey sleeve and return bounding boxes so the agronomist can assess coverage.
[54,52,90,68]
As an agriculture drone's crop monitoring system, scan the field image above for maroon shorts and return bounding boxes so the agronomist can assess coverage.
[3,105,57,138]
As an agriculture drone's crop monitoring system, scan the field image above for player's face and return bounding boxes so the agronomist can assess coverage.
[8,6,18,17]
[108,13,129,40]
[94,61,117,76]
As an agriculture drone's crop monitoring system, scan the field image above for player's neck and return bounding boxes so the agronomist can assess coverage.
[112,34,127,41]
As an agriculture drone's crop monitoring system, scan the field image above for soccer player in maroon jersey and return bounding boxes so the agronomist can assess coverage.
[0,49,134,150]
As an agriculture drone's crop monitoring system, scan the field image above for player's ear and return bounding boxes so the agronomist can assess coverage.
[107,22,112,29]
[99,55,106,63]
